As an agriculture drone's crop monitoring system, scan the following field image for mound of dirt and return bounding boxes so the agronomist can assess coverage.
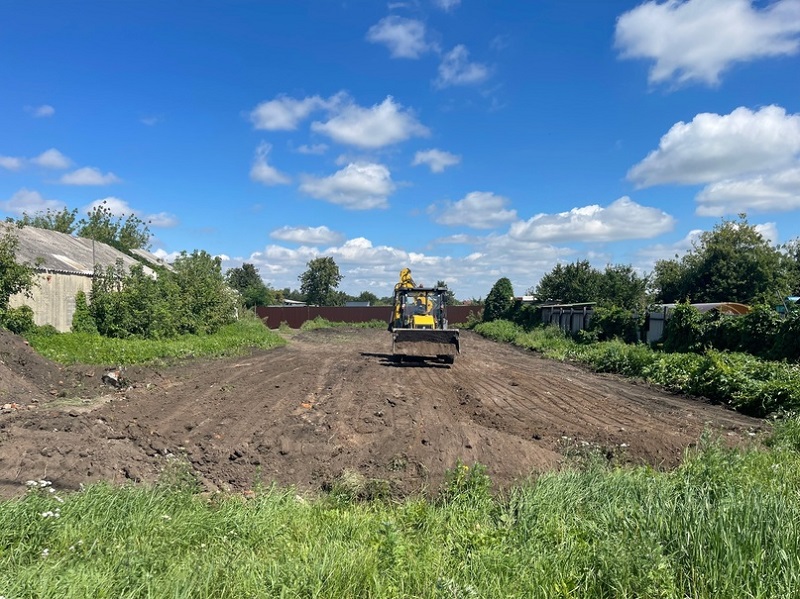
[0,328,764,498]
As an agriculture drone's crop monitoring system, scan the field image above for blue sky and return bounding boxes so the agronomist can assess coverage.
[2,0,800,300]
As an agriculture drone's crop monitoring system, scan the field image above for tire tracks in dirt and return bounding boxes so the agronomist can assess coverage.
[0,328,764,497]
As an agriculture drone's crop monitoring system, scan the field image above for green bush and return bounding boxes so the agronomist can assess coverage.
[0,304,35,334]
[582,340,657,377]
[483,277,514,322]
[71,290,97,334]
[772,308,800,361]
[588,305,640,343]
[473,319,522,343]
[662,302,704,353]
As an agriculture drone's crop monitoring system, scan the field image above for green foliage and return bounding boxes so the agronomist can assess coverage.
[1,304,35,334]
[0,227,37,315]
[534,259,600,304]
[70,290,97,334]
[299,257,343,306]
[582,340,658,377]
[483,277,514,322]
[76,200,152,252]
[3,444,800,598]
[652,215,788,304]
[473,319,522,342]
[435,280,459,305]
[26,318,286,365]
[534,261,647,310]
[17,207,79,233]
[587,305,640,343]
[171,250,238,335]
[662,302,704,353]
[767,415,800,452]
[225,263,276,308]
[772,308,800,361]
[86,252,237,340]
[598,264,648,310]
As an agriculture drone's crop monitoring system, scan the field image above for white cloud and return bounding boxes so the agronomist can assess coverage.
[153,248,182,263]
[296,143,329,155]
[250,142,290,186]
[1,188,63,216]
[433,0,461,11]
[696,167,800,215]
[0,155,24,171]
[755,222,779,244]
[509,196,675,243]
[311,96,429,149]
[300,162,395,210]
[60,167,121,185]
[412,148,461,173]
[31,148,71,169]
[146,212,179,228]
[435,45,490,87]
[615,0,800,86]
[27,104,55,118]
[270,225,344,245]
[431,191,517,229]
[628,105,800,187]
[83,197,178,228]
[366,16,434,58]
[249,93,344,130]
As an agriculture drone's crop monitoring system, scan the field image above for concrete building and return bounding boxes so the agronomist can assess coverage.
[4,224,160,332]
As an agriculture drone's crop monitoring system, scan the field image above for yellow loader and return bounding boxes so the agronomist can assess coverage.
[388,268,460,364]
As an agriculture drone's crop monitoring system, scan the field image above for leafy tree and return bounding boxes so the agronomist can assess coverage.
[483,277,514,322]
[652,215,788,304]
[599,265,648,310]
[354,290,380,304]
[299,257,343,306]
[534,260,602,304]
[71,290,98,334]
[76,200,152,252]
[171,250,237,334]
[0,227,37,328]
[226,263,276,308]
[88,251,237,339]
[18,207,79,233]
[279,288,305,303]
[435,280,460,305]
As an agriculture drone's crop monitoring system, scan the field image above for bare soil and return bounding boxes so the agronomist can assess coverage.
[0,328,764,498]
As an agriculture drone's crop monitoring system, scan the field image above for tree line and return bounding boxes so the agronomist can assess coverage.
[484,215,800,325]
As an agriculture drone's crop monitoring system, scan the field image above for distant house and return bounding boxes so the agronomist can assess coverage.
[5,224,160,332]
[345,301,371,307]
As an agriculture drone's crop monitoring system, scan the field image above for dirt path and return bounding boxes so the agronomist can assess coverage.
[0,328,763,497]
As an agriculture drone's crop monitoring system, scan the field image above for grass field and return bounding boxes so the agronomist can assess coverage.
[24,317,286,366]
[2,424,799,598]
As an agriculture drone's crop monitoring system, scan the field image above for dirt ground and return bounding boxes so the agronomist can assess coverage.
[0,327,764,498]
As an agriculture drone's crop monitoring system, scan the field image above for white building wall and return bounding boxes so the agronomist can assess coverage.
[8,272,93,332]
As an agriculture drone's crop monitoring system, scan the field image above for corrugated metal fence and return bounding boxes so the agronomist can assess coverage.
[255,305,482,329]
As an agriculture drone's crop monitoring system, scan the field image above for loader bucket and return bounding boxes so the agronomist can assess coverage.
[392,328,460,362]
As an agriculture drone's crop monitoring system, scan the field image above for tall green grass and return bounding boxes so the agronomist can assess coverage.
[24,317,286,365]
[2,430,799,598]
[299,316,387,330]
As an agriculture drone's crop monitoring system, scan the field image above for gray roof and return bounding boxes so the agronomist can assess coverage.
[3,223,156,277]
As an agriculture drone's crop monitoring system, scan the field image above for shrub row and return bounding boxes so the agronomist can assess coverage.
[662,302,800,361]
